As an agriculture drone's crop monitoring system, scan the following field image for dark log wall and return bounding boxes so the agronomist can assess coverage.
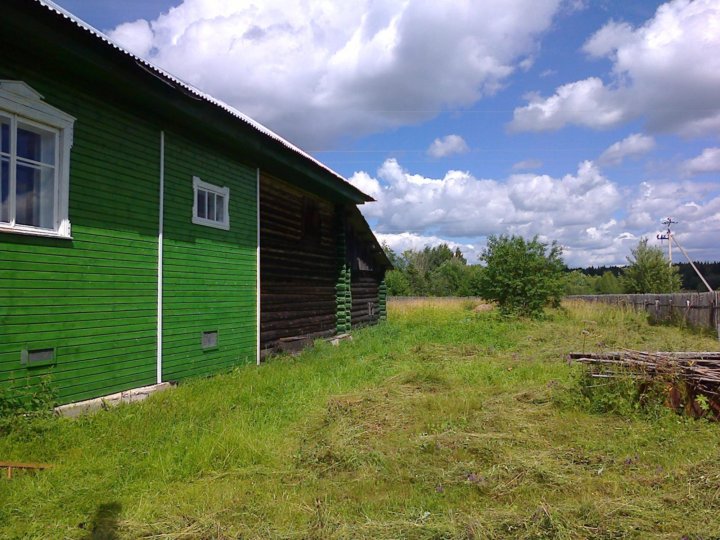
[347,218,383,328]
[260,174,338,350]
[351,271,381,327]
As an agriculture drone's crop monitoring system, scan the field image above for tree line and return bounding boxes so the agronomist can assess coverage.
[384,237,718,299]
[569,261,720,293]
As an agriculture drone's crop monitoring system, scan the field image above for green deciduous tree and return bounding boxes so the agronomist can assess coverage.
[622,238,682,293]
[384,269,411,296]
[564,270,598,295]
[596,270,623,294]
[479,234,565,317]
[428,257,480,296]
[380,243,482,297]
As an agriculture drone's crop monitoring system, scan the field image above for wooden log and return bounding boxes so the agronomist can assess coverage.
[0,461,51,479]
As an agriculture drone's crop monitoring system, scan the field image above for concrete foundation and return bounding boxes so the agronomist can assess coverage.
[54,382,175,418]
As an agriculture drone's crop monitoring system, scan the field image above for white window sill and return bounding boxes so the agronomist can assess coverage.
[0,225,73,240]
[192,216,230,231]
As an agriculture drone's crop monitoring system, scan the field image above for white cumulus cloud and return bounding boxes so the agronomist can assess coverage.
[509,0,720,137]
[375,232,477,260]
[510,77,625,132]
[108,0,563,147]
[682,147,720,176]
[109,19,154,57]
[598,133,655,166]
[357,159,720,265]
[427,135,469,158]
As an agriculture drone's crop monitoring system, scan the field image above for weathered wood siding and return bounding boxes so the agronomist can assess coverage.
[351,272,381,327]
[569,292,720,337]
[0,67,159,404]
[346,214,385,328]
[260,174,337,350]
[161,133,257,381]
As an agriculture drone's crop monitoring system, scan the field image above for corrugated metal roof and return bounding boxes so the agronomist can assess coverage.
[33,0,364,198]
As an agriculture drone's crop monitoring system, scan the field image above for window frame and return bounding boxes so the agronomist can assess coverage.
[0,81,75,239]
[192,176,230,231]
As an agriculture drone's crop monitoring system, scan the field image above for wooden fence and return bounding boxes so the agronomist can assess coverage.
[569,292,720,339]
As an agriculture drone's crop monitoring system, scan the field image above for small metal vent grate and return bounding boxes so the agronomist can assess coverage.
[202,331,218,349]
[21,348,56,366]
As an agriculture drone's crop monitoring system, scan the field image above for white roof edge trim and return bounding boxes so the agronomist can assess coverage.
[33,0,362,195]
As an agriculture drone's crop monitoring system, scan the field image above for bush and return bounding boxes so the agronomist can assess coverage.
[478,234,565,317]
[622,238,682,293]
[0,378,57,436]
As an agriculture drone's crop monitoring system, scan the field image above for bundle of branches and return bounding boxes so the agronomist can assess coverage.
[568,350,720,418]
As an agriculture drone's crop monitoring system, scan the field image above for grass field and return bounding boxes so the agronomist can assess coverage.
[2,299,720,539]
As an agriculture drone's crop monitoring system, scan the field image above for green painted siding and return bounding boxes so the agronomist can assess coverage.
[1,67,258,406]
[0,70,160,405]
[161,134,257,381]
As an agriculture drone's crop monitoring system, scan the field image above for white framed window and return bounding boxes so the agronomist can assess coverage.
[192,176,230,230]
[0,81,75,238]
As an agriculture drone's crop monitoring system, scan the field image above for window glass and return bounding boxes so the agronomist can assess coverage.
[0,157,8,224]
[197,190,207,219]
[0,117,8,223]
[17,123,55,165]
[16,163,54,228]
[0,117,9,154]
[216,195,224,222]
[207,191,216,221]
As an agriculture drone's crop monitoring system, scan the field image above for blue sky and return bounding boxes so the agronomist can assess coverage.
[54,0,720,266]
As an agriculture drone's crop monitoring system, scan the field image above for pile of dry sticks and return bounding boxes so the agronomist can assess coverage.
[568,350,720,417]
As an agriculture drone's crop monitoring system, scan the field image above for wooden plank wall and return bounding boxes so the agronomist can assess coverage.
[0,61,158,404]
[351,272,380,327]
[260,174,338,350]
[161,133,257,381]
[346,220,383,328]
[569,292,720,337]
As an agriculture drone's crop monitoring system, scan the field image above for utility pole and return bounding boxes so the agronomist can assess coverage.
[656,217,677,267]
[657,217,713,293]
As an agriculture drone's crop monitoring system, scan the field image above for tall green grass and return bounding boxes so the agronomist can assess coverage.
[1,299,719,538]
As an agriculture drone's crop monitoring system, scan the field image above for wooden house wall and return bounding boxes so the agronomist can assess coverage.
[0,50,259,406]
[260,174,338,350]
[161,133,257,382]
[1,7,391,405]
[347,220,385,328]
[351,272,381,327]
[0,61,159,404]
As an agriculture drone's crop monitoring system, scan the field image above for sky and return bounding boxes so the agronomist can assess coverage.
[54,0,720,267]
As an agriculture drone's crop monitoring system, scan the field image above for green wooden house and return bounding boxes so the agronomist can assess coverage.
[1,0,390,407]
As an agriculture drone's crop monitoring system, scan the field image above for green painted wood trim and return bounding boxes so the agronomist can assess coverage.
[335,208,352,333]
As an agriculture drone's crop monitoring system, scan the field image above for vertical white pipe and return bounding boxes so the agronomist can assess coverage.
[157,131,165,383]
[256,168,261,365]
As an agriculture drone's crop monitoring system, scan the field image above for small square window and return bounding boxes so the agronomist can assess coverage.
[192,176,229,230]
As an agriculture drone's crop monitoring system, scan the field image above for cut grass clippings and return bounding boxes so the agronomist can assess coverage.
[1,299,720,539]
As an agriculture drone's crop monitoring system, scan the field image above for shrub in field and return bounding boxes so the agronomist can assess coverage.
[0,378,56,436]
[573,369,668,418]
[478,234,565,317]
[622,238,681,293]
[385,269,411,296]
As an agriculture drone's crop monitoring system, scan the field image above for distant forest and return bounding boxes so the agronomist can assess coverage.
[383,242,719,297]
[571,262,720,292]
